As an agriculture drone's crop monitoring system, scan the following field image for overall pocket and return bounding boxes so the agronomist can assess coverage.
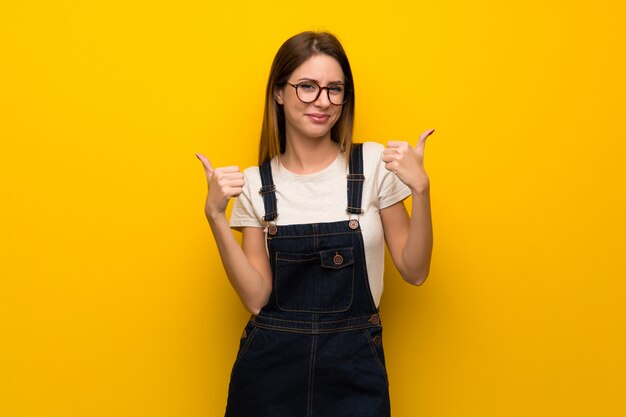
[274,247,355,313]
[363,326,389,381]
[231,320,258,373]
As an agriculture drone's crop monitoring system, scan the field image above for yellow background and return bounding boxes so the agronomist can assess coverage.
[2,1,625,416]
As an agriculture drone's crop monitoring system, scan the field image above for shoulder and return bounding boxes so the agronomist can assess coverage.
[241,163,268,183]
[357,141,385,164]
[239,157,283,193]
[242,165,261,178]
[355,141,386,172]
[357,141,384,155]
[236,165,262,198]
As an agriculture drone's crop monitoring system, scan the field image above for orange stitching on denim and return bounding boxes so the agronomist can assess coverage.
[364,329,387,377]
[251,322,378,334]
[270,231,357,239]
[274,249,355,314]
[232,327,258,371]
[307,335,317,417]
[252,314,373,325]
[275,257,318,262]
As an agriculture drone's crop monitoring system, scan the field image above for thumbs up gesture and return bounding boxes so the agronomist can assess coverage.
[195,153,245,219]
[382,129,435,193]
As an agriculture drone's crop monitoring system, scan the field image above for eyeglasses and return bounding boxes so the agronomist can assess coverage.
[286,81,350,106]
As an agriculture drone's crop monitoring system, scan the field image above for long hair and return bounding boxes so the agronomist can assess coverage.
[258,31,355,166]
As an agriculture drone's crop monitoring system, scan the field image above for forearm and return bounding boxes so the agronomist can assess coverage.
[207,212,270,313]
[381,129,436,285]
[401,186,433,285]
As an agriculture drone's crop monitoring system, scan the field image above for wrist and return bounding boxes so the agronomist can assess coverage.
[206,208,227,225]
[409,180,430,195]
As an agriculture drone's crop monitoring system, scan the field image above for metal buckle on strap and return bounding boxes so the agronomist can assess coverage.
[259,184,276,194]
[346,207,364,215]
[262,211,278,221]
[347,173,365,182]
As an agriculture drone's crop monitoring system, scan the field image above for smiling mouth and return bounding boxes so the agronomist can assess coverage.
[306,114,330,122]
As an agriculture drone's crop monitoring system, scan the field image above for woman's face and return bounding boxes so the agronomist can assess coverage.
[275,54,345,144]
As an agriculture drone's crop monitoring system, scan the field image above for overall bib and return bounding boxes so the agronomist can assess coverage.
[225,144,391,417]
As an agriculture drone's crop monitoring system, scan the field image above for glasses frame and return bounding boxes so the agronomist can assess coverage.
[286,81,350,106]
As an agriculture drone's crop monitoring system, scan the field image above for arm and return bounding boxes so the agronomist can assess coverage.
[380,193,432,285]
[196,153,272,314]
[380,129,435,285]
[207,215,272,314]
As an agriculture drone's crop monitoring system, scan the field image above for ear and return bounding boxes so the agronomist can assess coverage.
[274,86,284,105]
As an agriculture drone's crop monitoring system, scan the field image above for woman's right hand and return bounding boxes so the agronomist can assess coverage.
[195,153,244,220]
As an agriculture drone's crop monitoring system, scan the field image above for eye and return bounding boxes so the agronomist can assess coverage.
[328,84,345,94]
[298,83,318,91]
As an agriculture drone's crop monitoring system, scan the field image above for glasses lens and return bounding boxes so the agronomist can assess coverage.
[328,84,346,105]
[293,82,348,105]
[296,83,320,103]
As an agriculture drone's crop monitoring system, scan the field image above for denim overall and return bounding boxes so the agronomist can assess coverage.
[225,144,391,417]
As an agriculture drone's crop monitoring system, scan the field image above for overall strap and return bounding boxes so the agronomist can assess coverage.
[258,160,278,222]
[260,144,364,221]
[346,143,365,215]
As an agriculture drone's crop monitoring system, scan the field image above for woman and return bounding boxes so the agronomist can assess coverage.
[196,31,434,417]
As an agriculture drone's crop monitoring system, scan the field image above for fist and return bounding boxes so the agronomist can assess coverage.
[381,128,435,192]
[196,153,244,218]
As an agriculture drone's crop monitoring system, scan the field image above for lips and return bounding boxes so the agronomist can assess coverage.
[306,113,331,123]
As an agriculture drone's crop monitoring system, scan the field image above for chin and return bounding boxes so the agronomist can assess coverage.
[307,130,333,140]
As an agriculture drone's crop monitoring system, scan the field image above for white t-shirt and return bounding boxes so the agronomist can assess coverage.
[229,141,412,307]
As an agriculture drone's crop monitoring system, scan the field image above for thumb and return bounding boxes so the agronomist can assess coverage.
[415,128,435,150]
[195,153,214,178]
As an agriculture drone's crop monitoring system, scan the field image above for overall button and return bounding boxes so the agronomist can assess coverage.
[369,314,380,325]
[267,225,277,235]
[333,252,344,266]
[349,219,359,230]
[372,335,382,345]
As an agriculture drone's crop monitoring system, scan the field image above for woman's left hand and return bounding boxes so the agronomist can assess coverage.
[382,128,435,193]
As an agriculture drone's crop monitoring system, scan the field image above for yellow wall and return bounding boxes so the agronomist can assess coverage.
[2,1,625,416]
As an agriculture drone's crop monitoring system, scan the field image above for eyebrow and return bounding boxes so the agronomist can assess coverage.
[297,77,344,84]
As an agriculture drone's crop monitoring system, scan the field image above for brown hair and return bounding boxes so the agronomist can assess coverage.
[258,31,356,166]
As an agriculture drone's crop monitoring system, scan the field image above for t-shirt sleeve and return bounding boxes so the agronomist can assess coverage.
[370,143,412,209]
[229,168,264,231]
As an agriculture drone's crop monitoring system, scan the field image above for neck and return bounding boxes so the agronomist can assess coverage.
[281,135,340,175]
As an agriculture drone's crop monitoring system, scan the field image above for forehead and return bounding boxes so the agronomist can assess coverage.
[290,54,344,82]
